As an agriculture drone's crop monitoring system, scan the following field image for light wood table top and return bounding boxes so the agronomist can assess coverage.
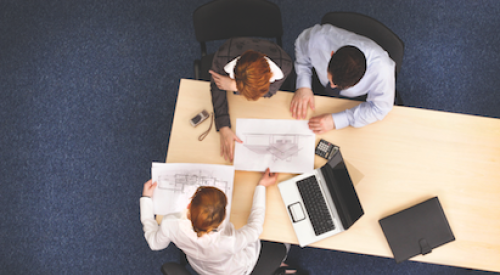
[165,79,500,272]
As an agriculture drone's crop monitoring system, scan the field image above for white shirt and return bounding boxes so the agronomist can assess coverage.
[224,56,284,83]
[295,24,395,129]
[140,186,266,275]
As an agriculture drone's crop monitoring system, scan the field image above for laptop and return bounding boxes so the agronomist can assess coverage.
[278,148,364,247]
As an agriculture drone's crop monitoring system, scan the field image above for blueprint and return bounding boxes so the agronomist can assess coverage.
[234,119,315,173]
[151,163,235,220]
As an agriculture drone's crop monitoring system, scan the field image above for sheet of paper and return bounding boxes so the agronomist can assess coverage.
[234,119,315,173]
[151,163,235,222]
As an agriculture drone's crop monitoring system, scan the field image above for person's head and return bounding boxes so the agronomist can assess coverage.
[234,50,272,101]
[188,186,227,237]
[327,45,367,90]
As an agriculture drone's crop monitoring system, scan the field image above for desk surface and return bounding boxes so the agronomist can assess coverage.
[165,79,500,272]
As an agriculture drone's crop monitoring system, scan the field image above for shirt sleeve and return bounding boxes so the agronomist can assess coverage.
[294,26,315,90]
[332,61,395,129]
[210,40,233,130]
[229,185,266,252]
[267,50,293,96]
[140,197,172,251]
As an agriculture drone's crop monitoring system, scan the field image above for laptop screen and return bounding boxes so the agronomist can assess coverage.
[320,152,364,229]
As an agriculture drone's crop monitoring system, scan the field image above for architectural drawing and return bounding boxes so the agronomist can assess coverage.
[234,119,315,173]
[242,134,304,162]
[157,170,231,196]
[151,163,235,216]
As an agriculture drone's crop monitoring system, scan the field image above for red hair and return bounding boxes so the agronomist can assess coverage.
[189,186,227,237]
[234,50,272,101]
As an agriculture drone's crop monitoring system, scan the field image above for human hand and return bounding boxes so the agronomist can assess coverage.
[142,179,157,198]
[308,113,336,134]
[209,70,237,91]
[258,168,279,187]
[219,127,243,162]
[290,87,315,119]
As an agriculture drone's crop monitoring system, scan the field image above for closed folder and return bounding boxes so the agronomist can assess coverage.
[379,197,455,263]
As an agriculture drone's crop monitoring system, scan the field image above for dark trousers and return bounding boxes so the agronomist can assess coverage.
[250,241,287,275]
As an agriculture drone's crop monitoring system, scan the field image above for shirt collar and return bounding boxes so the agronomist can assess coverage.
[223,56,284,83]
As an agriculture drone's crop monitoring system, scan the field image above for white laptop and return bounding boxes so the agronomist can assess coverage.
[278,148,364,247]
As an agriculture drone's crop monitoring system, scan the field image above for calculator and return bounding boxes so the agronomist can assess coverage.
[315,139,339,160]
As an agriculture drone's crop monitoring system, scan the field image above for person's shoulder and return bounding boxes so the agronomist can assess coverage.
[365,53,395,80]
[366,48,395,70]
[299,24,323,38]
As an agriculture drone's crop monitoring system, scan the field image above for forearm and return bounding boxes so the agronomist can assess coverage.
[295,62,313,90]
[294,27,314,90]
[210,80,231,130]
[332,100,393,129]
[140,197,171,251]
[234,186,266,246]
[248,185,266,228]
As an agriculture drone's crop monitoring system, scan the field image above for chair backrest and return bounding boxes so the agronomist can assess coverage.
[321,12,404,75]
[193,0,283,55]
[161,262,191,275]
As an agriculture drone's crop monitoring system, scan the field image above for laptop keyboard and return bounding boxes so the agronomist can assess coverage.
[297,176,335,236]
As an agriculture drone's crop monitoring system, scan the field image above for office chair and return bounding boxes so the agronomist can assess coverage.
[321,12,405,106]
[192,0,285,85]
[161,262,191,275]
[161,242,288,275]
[161,249,190,275]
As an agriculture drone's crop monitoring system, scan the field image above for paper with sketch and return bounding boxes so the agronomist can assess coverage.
[151,163,235,221]
[234,119,315,173]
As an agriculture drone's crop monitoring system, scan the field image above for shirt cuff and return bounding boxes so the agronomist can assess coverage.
[332,112,349,130]
[296,74,312,90]
[140,197,155,222]
[215,115,231,131]
[253,185,266,206]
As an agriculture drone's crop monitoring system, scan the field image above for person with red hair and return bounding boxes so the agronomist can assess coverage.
[208,37,293,163]
[140,168,304,275]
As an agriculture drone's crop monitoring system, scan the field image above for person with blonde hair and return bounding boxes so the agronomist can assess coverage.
[208,37,293,163]
[140,168,301,275]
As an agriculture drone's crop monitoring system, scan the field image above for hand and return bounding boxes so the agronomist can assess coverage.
[290,87,315,119]
[258,168,279,187]
[219,127,243,162]
[209,70,237,91]
[308,113,336,134]
[142,179,157,198]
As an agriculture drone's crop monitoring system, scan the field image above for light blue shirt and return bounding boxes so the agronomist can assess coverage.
[295,24,395,129]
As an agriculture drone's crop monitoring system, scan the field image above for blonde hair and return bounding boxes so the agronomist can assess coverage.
[189,186,227,237]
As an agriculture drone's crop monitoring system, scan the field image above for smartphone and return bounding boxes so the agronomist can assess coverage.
[190,110,209,127]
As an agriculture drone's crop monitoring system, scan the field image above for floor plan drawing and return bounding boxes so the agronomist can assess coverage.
[151,163,235,217]
[157,171,231,196]
[234,119,315,173]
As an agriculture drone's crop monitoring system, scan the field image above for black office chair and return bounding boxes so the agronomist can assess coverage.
[192,0,285,84]
[161,249,190,275]
[161,262,191,275]
[161,241,288,275]
[321,12,405,106]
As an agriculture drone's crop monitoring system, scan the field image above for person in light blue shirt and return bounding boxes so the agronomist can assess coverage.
[291,24,395,133]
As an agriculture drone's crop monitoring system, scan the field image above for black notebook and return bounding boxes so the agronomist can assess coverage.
[379,197,455,263]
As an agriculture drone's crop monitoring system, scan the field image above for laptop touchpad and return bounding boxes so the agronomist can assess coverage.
[288,202,306,223]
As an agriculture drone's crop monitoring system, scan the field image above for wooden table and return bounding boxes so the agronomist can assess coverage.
[165,79,500,272]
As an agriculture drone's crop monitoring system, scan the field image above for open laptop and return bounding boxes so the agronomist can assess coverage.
[278,147,364,247]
